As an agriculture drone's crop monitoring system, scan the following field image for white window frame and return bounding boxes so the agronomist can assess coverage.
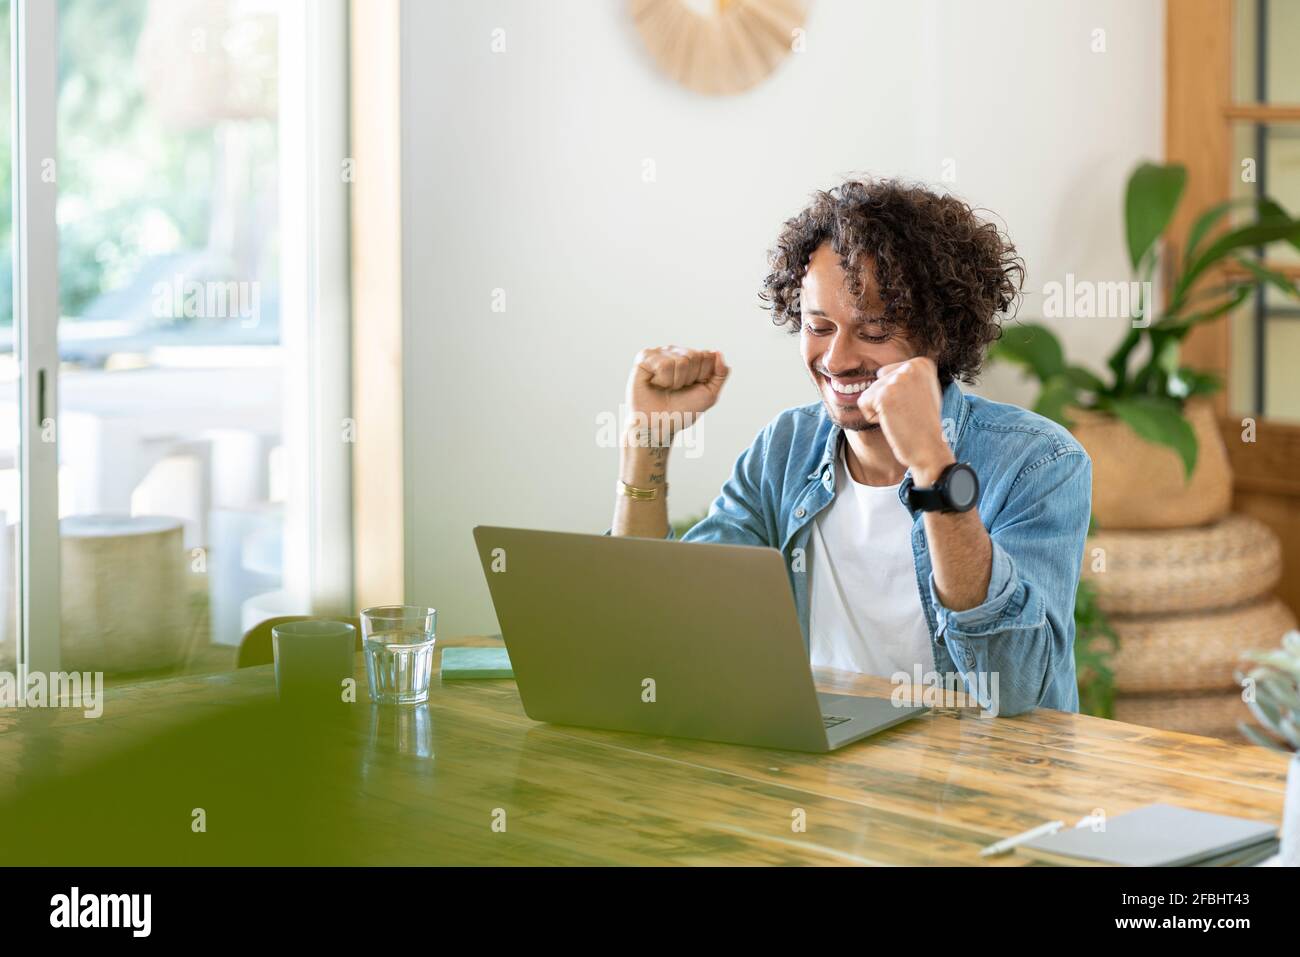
[280,0,354,616]
[11,0,60,675]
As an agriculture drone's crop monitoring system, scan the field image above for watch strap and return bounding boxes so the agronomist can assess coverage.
[907,480,948,512]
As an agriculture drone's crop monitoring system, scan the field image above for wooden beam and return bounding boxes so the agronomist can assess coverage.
[1166,0,1233,416]
[1224,104,1300,121]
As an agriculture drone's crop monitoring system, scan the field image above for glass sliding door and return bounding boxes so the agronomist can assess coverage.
[56,0,286,680]
[7,0,351,685]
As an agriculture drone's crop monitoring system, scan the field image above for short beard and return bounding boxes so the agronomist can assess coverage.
[826,402,880,432]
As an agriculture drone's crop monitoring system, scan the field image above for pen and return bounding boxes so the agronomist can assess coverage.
[979,820,1065,857]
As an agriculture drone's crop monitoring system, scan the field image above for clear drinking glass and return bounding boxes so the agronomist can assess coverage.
[360,606,436,705]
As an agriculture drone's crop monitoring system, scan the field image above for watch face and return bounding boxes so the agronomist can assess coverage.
[946,466,978,509]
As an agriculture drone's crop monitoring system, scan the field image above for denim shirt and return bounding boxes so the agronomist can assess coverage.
[619,381,1092,717]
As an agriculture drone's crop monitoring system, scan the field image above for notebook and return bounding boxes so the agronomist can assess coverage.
[1194,839,1279,867]
[1014,804,1277,867]
[440,646,514,679]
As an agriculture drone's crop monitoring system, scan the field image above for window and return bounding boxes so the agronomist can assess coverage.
[5,0,350,681]
[1229,0,1300,421]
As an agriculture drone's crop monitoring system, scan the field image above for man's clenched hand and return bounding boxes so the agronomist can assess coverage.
[855,356,954,485]
[626,345,730,442]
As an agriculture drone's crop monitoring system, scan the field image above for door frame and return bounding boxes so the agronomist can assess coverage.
[11,0,61,674]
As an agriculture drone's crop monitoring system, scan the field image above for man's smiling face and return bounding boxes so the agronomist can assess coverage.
[799,241,919,432]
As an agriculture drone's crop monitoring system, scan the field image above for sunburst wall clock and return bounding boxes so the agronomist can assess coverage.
[630,0,809,96]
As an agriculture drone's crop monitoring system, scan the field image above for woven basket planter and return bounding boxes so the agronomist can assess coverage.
[1070,399,1231,529]
[1113,690,1253,744]
[1109,596,1296,694]
[1082,514,1281,616]
[60,515,190,673]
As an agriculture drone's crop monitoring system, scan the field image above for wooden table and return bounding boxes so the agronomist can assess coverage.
[0,635,1289,865]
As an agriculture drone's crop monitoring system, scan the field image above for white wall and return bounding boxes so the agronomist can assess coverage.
[400,0,1164,638]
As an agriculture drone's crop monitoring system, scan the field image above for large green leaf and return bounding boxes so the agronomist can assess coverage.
[1106,327,1142,394]
[1033,374,1079,428]
[1108,396,1198,479]
[1131,330,1180,395]
[1155,284,1252,339]
[1177,220,1300,302]
[1064,365,1107,394]
[1125,162,1187,271]
[988,323,1065,384]
[1179,196,1298,269]
[1232,255,1300,300]
[1258,197,1300,255]
[1182,198,1256,269]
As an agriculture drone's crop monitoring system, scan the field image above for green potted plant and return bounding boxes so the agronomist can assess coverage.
[1237,629,1300,866]
[1074,576,1118,719]
[990,161,1300,529]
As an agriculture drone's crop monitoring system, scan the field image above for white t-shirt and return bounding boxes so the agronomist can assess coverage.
[808,440,935,678]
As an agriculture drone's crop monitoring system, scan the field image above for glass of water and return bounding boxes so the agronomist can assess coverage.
[360,605,436,705]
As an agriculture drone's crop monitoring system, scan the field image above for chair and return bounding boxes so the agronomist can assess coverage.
[236,615,362,669]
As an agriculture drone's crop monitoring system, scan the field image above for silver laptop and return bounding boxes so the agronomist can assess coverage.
[472,526,928,752]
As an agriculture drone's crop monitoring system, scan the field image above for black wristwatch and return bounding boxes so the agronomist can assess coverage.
[907,462,980,513]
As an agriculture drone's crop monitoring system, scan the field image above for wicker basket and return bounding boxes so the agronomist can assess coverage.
[1113,690,1254,744]
[1083,514,1281,615]
[60,514,190,673]
[1109,596,1296,694]
[1070,399,1232,529]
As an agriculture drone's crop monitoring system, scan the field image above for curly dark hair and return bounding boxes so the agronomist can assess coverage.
[759,178,1025,386]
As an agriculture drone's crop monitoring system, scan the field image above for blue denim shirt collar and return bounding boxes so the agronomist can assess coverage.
[803,379,971,514]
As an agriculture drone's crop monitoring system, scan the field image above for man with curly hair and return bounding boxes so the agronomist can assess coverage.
[610,179,1092,717]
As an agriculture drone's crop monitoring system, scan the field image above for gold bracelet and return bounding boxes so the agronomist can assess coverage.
[618,480,666,501]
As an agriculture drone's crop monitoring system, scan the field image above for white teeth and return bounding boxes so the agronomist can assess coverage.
[829,379,867,394]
